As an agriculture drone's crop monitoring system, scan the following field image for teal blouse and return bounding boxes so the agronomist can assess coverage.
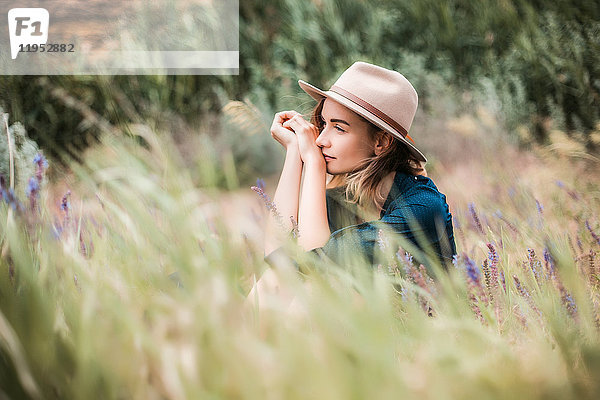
[266,170,457,270]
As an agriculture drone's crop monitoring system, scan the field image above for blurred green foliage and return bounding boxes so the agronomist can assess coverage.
[0,0,598,175]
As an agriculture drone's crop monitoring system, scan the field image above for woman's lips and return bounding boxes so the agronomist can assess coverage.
[323,154,336,162]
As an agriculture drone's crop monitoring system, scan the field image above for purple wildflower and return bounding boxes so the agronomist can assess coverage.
[567,190,580,200]
[543,247,556,277]
[576,236,583,252]
[513,275,541,316]
[487,243,499,268]
[487,243,499,288]
[535,199,544,216]
[60,190,72,229]
[26,177,41,213]
[251,185,287,234]
[1,181,23,212]
[587,251,598,286]
[555,180,565,188]
[33,153,48,184]
[468,202,485,235]
[527,248,543,283]
[25,177,39,197]
[464,255,481,285]
[396,248,414,275]
[585,220,600,246]
[453,216,461,230]
[481,259,493,303]
[60,190,71,212]
[562,291,578,318]
[513,276,529,298]
[499,270,506,293]
[255,178,265,191]
[33,153,48,168]
[492,210,519,235]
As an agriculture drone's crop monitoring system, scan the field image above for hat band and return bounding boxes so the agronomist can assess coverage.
[330,85,410,138]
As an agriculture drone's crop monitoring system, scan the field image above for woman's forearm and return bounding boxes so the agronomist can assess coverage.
[298,162,330,250]
[264,148,303,256]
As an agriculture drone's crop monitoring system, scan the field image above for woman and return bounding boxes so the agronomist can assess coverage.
[262,61,456,273]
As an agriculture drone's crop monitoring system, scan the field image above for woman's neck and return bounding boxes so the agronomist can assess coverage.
[379,170,397,204]
[358,170,396,221]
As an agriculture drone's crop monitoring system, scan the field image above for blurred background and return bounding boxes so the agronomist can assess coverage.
[1,0,599,186]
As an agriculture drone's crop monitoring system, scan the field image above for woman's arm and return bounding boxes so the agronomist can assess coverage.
[264,111,303,257]
[298,161,330,250]
[264,147,302,256]
[283,115,330,250]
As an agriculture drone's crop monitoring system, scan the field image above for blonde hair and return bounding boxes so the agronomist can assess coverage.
[310,98,424,216]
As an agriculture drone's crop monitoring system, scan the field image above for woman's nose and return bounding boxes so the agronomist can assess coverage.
[315,129,330,148]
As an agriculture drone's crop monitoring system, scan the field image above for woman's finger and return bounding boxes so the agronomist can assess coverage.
[283,116,312,135]
[273,110,301,126]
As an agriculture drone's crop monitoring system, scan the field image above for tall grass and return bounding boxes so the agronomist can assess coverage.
[0,116,599,398]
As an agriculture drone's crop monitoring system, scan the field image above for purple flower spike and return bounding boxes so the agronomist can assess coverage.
[513,275,541,316]
[527,248,543,283]
[251,185,288,234]
[535,199,544,215]
[585,220,600,246]
[26,177,39,198]
[453,216,461,230]
[487,243,500,289]
[1,183,23,212]
[464,255,480,285]
[33,153,48,169]
[33,153,49,184]
[26,176,41,212]
[543,247,556,277]
[60,191,71,212]
[499,270,507,293]
[562,292,578,318]
[468,202,485,236]
[256,178,265,191]
[60,191,72,228]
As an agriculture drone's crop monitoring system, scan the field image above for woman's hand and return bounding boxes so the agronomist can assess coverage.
[271,111,301,152]
[283,115,325,167]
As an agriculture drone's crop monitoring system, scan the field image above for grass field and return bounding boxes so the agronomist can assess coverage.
[1,97,600,399]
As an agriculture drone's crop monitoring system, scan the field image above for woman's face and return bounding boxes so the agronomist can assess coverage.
[315,98,377,175]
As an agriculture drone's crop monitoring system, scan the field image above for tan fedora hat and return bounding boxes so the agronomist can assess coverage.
[298,61,426,163]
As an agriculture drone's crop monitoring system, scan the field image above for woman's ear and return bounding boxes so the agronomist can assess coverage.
[373,131,392,156]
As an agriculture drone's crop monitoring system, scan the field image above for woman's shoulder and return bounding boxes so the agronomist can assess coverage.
[385,172,450,216]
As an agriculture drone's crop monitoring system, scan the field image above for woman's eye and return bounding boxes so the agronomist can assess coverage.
[320,117,345,133]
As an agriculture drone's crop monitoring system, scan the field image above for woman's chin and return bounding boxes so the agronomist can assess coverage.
[326,166,346,176]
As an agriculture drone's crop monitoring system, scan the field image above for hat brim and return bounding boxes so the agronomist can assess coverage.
[298,79,427,163]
